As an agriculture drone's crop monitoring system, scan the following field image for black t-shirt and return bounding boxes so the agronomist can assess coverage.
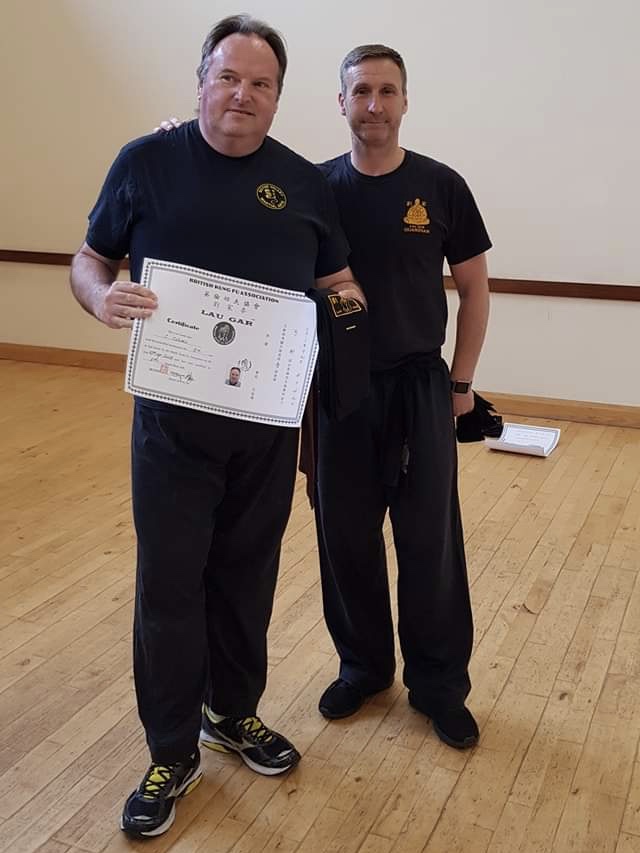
[319,151,491,370]
[87,120,349,291]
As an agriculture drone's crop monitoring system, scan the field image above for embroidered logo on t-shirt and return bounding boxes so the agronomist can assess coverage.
[257,183,287,210]
[328,294,362,318]
[403,198,430,234]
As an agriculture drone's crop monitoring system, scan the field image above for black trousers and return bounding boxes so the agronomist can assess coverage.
[315,358,473,712]
[131,401,298,763]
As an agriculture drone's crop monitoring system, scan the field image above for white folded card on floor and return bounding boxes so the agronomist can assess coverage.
[484,422,561,457]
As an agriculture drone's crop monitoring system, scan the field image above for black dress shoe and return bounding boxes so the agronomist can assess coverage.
[319,679,366,719]
[409,695,479,749]
[431,706,479,749]
[319,678,393,719]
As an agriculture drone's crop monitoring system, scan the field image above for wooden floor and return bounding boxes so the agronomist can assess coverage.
[1,361,639,853]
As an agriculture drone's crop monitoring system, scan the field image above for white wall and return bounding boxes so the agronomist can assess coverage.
[2,0,639,404]
[1,264,637,406]
[444,292,639,406]
[0,264,128,354]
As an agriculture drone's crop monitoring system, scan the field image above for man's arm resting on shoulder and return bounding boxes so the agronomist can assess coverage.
[315,266,367,308]
[70,243,158,329]
[449,252,490,417]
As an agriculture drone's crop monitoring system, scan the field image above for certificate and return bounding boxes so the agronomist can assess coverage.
[484,423,561,457]
[125,258,318,427]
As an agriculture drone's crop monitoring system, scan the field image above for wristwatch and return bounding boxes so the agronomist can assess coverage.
[451,379,472,394]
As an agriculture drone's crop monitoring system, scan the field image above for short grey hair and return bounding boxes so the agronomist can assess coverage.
[197,14,288,95]
[339,44,407,95]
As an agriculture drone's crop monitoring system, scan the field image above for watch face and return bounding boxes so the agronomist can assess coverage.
[452,381,471,393]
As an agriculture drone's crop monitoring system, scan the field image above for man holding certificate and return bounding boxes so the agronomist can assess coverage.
[155,39,491,759]
[70,14,360,840]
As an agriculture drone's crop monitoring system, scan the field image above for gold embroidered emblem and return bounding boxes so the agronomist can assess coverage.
[328,294,363,318]
[403,198,430,233]
[257,183,287,210]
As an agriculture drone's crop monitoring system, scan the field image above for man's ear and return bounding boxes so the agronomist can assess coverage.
[338,92,346,116]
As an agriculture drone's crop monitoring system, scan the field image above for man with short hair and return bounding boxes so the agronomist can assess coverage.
[156,42,490,749]
[315,44,491,749]
[70,14,360,839]
[226,366,242,386]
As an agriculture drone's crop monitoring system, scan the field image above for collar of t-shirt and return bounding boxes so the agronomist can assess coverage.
[341,149,413,183]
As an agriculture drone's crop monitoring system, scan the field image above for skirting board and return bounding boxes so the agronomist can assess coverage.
[479,391,640,430]
[0,342,126,372]
[1,342,639,429]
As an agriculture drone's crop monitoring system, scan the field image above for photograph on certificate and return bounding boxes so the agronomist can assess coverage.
[125,258,318,427]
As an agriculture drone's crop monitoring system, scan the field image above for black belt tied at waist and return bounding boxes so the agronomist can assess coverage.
[378,350,444,489]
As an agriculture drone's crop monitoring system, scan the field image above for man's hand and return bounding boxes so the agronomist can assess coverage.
[452,388,474,418]
[334,283,367,308]
[153,117,183,133]
[96,282,158,329]
[316,267,367,309]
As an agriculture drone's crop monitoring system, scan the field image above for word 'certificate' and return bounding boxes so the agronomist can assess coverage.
[125,258,318,427]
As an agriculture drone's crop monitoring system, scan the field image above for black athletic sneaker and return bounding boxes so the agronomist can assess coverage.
[200,707,300,775]
[120,750,202,838]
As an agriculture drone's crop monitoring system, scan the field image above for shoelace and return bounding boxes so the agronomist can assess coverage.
[238,716,274,744]
[140,764,176,800]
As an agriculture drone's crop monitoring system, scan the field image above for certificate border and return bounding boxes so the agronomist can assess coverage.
[125,258,318,427]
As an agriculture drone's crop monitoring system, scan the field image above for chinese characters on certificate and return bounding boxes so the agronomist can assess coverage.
[125,259,318,427]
